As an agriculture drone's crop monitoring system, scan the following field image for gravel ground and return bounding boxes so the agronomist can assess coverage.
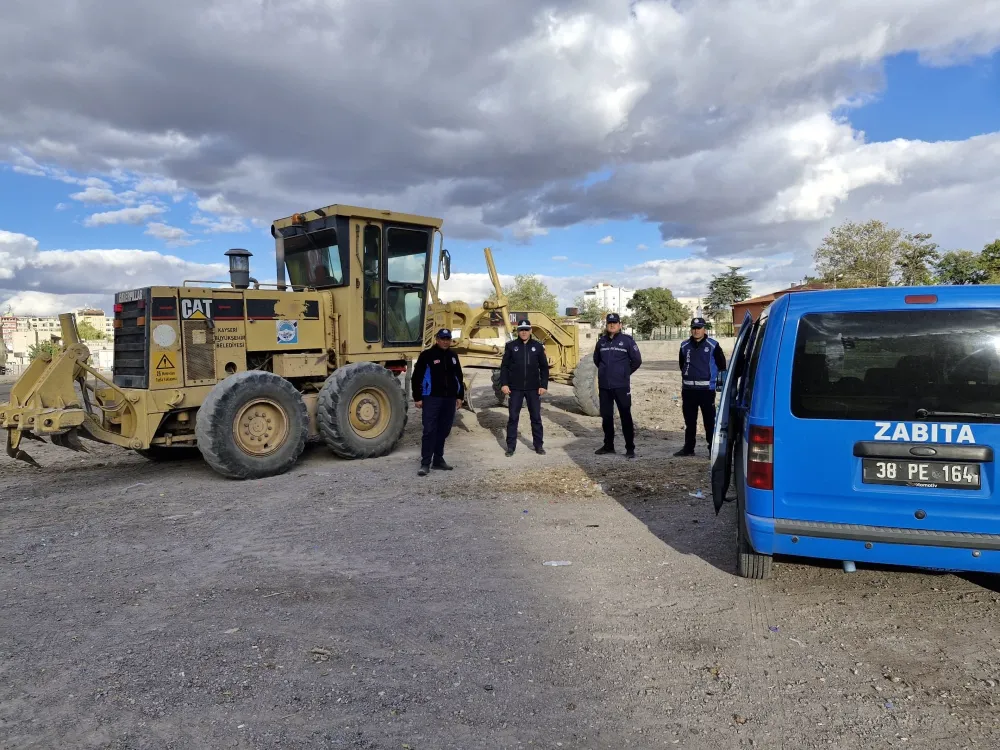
[2,350,1000,749]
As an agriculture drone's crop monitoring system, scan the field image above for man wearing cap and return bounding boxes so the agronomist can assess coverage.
[412,329,465,476]
[593,313,642,459]
[675,317,727,457]
[499,319,550,457]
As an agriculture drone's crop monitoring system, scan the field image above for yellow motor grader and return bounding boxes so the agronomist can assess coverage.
[0,203,599,480]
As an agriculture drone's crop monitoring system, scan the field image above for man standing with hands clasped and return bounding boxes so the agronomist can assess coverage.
[500,319,550,457]
[594,313,642,459]
[412,329,465,476]
[675,317,727,457]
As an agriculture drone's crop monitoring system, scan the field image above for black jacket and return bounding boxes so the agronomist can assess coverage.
[412,345,465,401]
[499,336,550,391]
[593,332,642,389]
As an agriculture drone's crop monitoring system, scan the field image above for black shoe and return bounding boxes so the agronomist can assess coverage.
[432,460,453,470]
[595,446,615,455]
[625,450,636,460]
[505,449,515,457]
[535,447,546,455]
[418,464,430,476]
[673,448,695,457]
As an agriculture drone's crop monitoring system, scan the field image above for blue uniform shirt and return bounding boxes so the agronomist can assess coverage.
[593,332,642,389]
[679,335,727,390]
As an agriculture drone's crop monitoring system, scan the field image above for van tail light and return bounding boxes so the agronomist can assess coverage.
[747,425,774,490]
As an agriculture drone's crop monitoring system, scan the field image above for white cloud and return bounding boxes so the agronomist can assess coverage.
[135,177,183,196]
[0,1,999,296]
[144,222,197,247]
[0,228,227,315]
[196,193,242,216]
[636,243,648,250]
[663,237,705,248]
[552,255,568,261]
[70,186,121,204]
[598,235,614,244]
[83,204,165,227]
[191,214,249,233]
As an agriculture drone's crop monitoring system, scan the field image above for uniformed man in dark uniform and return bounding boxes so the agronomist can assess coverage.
[593,313,642,459]
[675,317,727,456]
[412,329,465,475]
[499,319,550,457]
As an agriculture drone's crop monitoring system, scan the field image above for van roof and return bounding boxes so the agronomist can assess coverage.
[781,284,1000,313]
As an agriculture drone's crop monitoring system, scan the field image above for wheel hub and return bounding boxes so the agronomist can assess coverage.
[234,399,288,457]
[348,387,390,439]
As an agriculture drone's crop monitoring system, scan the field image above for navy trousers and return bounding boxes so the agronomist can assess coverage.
[600,387,635,452]
[681,388,716,452]
[421,396,456,465]
[506,390,543,451]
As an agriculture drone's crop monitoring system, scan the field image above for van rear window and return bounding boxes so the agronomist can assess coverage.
[791,310,1000,422]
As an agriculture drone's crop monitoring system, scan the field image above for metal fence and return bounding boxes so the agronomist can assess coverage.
[634,320,735,341]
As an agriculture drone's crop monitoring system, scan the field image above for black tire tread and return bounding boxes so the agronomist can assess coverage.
[318,362,408,459]
[572,357,601,417]
[194,370,308,480]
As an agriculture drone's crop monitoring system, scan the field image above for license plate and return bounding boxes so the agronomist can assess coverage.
[862,459,981,489]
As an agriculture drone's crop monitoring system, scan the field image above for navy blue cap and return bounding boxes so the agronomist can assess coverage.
[606,313,621,323]
[516,319,531,330]
[435,328,453,339]
[690,317,706,328]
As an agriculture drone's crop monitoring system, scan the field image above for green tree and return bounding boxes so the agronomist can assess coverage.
[626,287,689,337]
[28,340,60,361]
[895,232,939,286]
[490,274,559,319]
[814,219,904,287]
[703,266,752,321]
[935,250,988,285]
[979,239,1000,283]
[77,320,105,340]
[573,296,610,325]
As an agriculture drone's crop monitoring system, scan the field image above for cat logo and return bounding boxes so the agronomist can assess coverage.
[181,298,214,320]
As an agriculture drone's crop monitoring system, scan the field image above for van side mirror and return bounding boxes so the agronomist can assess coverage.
[716,370,727,392]
[441,249,451,280]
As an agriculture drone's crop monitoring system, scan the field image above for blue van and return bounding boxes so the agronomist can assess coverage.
[712,286,1000,579]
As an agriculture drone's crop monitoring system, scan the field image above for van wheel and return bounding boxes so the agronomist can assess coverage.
[736,494,773,579]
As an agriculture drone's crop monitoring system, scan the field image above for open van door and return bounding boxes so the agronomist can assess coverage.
[710,311,754,514]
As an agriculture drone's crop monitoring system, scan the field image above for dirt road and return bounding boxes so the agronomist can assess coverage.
[2,352,999,749]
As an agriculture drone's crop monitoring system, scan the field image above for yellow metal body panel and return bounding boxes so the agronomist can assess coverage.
[272,204,443,232]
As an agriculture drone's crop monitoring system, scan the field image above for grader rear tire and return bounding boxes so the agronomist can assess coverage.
[572,357,601,417]
[318,362,408,459]
[491,369,507,407]
[195,370,309,480]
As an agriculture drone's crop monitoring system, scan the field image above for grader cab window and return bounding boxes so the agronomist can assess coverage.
[284,227,347,289]
[384,227,429,345]
[363,224,381,343]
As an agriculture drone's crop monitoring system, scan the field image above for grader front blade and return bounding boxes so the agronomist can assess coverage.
[0,314,93,467]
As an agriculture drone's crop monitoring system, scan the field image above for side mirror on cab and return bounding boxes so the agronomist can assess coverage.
[441,249,451,281]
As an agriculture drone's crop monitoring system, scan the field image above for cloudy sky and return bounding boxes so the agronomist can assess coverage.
[1,0,999,316]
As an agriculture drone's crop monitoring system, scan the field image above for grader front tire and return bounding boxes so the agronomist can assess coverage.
[572,357,601,417]
[195,371,309,480]
[318,362,408,459]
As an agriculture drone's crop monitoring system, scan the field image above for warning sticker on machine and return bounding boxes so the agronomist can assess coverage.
[154,353,178,385]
